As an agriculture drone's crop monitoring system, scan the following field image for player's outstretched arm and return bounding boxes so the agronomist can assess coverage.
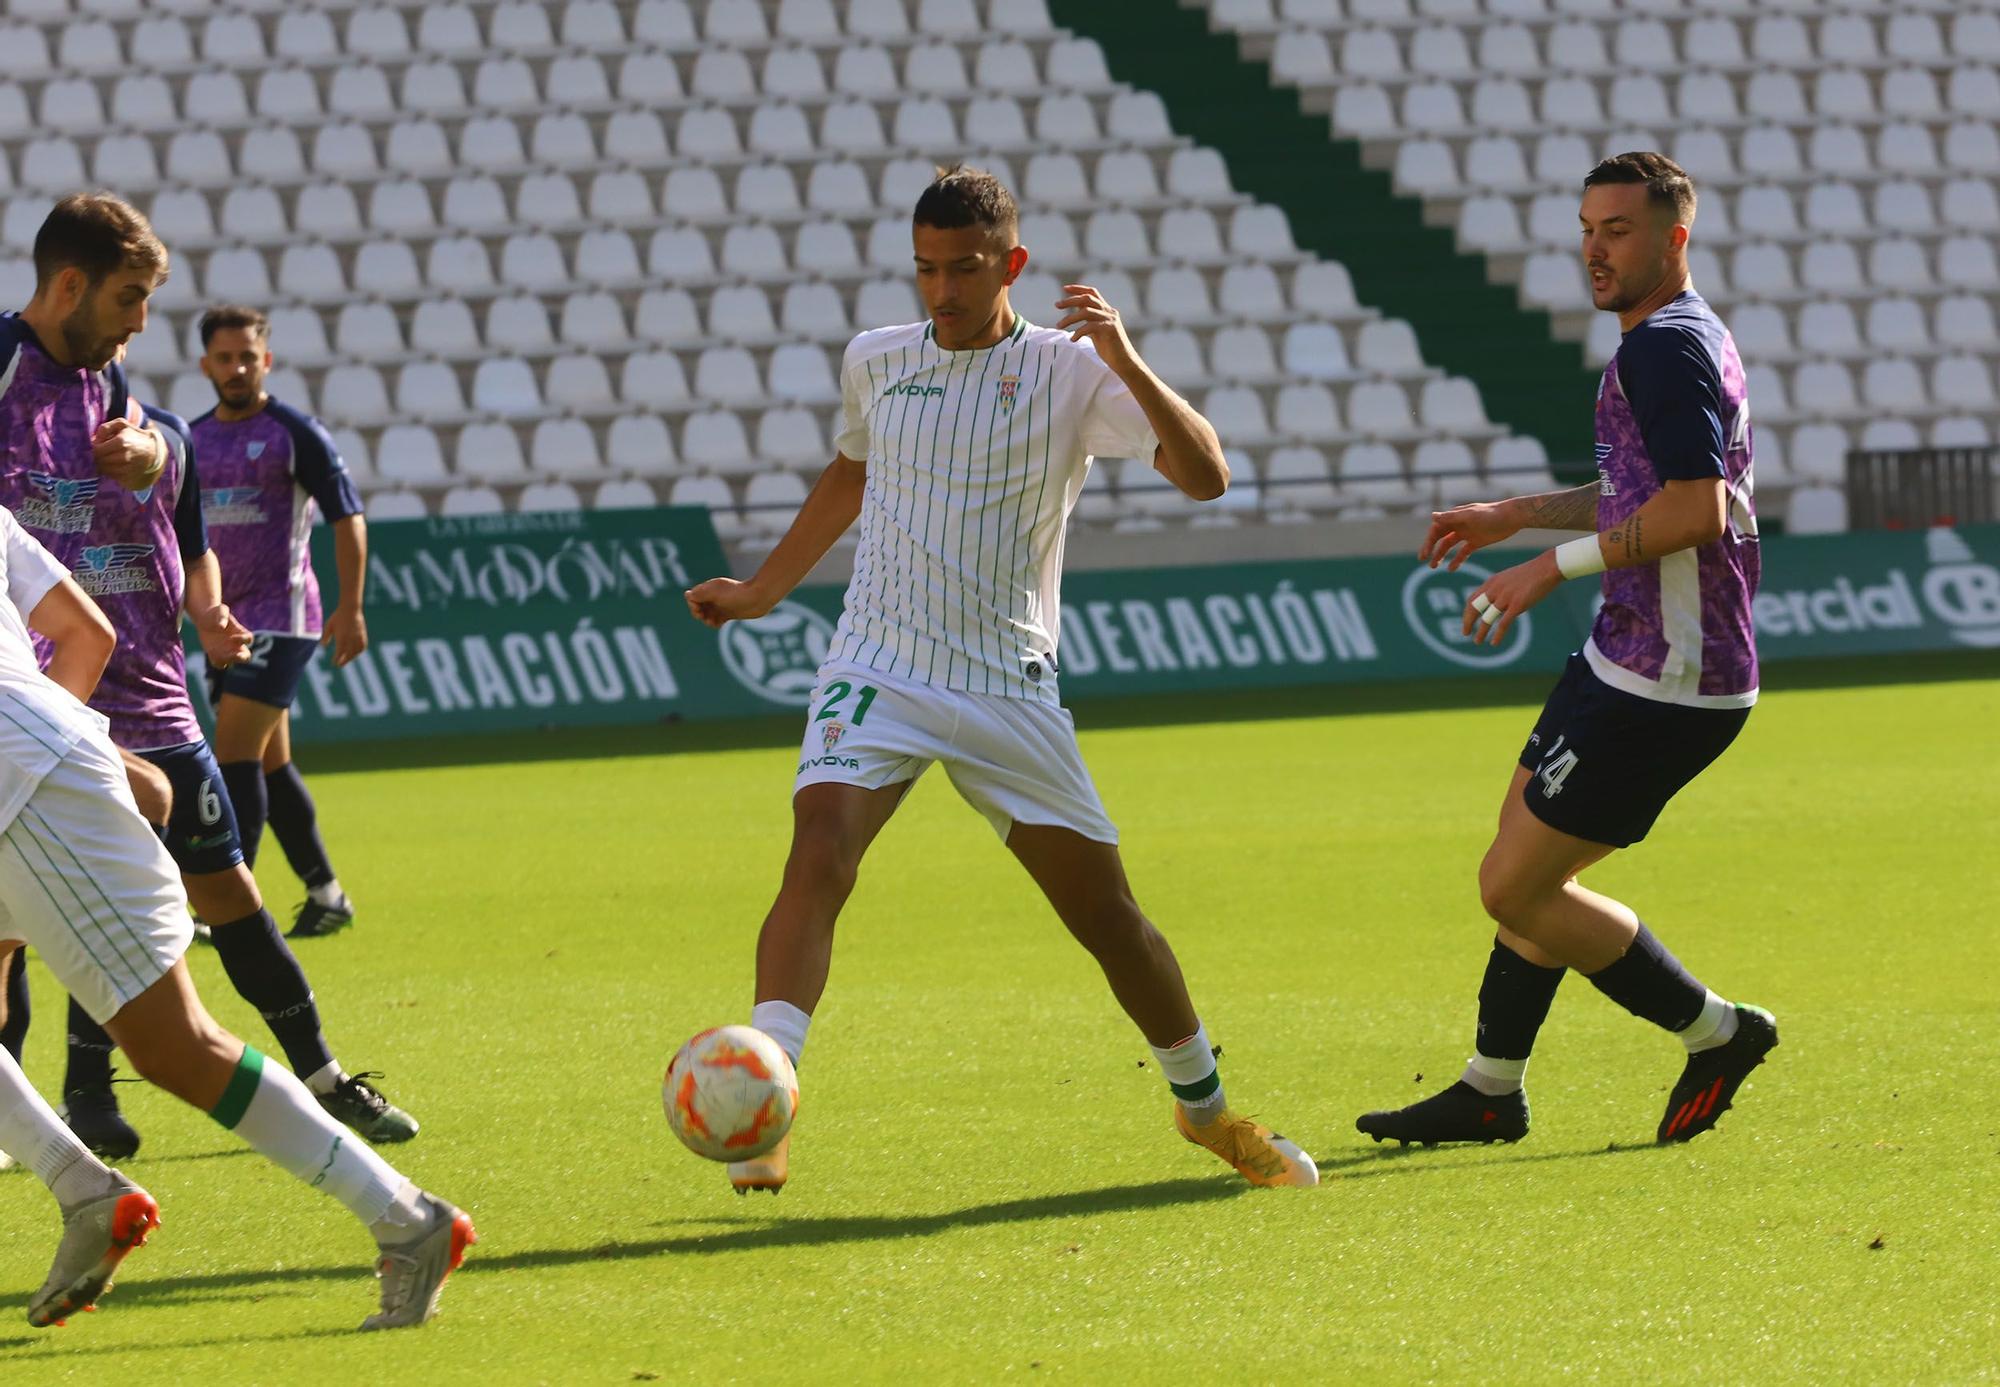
[1421,482,1600,571]
[1056,285,1229,501]
[26,575,116,702]
[1460,478,1728,646]
[182,550,254,668]
[324,514,369,667]
[685,454,866,629]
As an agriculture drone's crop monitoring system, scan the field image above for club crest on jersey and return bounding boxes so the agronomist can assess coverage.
[18,472,102,533]
[72,542,156,596]
[246,440,266,460]
[821,721,846,750]
[202,486,268,525]
[996,373,1022,415]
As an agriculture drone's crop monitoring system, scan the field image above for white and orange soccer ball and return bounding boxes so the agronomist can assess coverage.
[662,1025,798,1162]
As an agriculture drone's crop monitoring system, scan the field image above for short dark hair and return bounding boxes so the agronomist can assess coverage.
[199,304,270,349]
[912,164,1018,243]
[1583,152,1697,226]
[32,192,169,292]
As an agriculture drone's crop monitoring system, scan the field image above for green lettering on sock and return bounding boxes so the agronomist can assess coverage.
[209,1045,266,1130]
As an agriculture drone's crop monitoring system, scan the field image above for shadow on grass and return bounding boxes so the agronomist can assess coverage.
[1322,1138,1666,1179]
[312,648,2000,774]
[0,1324,356,1361]
[62,1175,1243,1316]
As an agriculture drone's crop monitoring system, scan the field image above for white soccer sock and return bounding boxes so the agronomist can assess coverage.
[308,879,344,908]
[1152,1024,1227,1121]
[1678,991,1739,1053]
[303,1060,347,1096]
[211,1046,404,1228]
[751,999,811,1067]
[1461,1053,1528,1097]
[0,1046,115,1208]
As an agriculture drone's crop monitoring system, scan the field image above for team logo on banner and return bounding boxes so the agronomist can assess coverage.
[996,374,1021,415]
[718,601,837,706]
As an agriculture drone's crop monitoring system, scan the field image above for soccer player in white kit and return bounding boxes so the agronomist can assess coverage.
[0,503,473,1329]
[686,167,1317,1193]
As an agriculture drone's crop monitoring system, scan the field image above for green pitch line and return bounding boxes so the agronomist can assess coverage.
[2,667,1993,1380]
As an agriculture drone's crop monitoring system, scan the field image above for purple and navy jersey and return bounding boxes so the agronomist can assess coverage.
[1586,291,1760,709]
[191,397,361,637]
[0,316,206,748]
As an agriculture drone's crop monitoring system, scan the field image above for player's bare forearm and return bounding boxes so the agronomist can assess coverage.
[332,514,367,611]
[1590,479,1727,570]
[182,549,224,619]
[1126,364,1228,501]
[686,457,864,627]
[1507,482,1600,532]
[745,455,866,600]
[27,577,114,701]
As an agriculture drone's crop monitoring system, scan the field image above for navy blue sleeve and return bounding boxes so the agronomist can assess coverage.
[280,409,363,521]
[104,356,131,425]
[145,406,208,561]
[1617,324,1727,483]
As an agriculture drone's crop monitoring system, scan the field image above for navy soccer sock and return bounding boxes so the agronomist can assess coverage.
[63,995,118,1094]
[211,909,335,1078]
[219,759,268,869]
[1584,922,1709,1033]
[1461,938,1566,1094]
[264,762,337,891]
[1,947,28,1064]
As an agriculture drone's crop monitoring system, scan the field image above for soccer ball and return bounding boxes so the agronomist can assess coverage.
[662,1025,798,1162]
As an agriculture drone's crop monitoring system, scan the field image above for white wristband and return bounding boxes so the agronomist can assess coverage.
[1554,535,1607,579]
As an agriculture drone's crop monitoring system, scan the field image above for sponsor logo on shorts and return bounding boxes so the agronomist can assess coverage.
[718,601,836,706]
[72,543,157,596]
[798,755,861,773]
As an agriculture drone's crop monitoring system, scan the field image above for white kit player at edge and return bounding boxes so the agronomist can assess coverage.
[686,165,1319,1196]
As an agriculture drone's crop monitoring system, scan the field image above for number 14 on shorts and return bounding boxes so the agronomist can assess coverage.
[1536,736,1579,798]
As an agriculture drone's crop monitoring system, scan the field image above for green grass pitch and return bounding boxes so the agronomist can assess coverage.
[3,656,1995,1382]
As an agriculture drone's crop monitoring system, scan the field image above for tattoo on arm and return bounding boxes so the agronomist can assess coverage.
[1605,514,1645,563]
[1518,483,1599,531]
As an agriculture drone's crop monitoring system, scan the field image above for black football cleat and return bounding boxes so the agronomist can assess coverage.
[61,1080,142,1161]
[1657,1005,1778,1143]
[1356,1081,1529,1147]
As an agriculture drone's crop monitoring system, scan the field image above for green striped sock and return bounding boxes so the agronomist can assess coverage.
[209,1045,266,1130]
[1151,1025,1227,1121]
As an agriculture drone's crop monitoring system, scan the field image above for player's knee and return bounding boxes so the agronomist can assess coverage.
[782,829,862,902]
[1477,851,1540,927]
[1065,895,1150,957]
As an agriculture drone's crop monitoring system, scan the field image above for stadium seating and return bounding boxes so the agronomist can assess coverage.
[1209,0,2000,517]
[0,0,1552,529]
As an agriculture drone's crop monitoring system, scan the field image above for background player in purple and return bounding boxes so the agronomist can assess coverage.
[0,194,418,1160]
[1356,154,1778,1148]
[192,305,366,939]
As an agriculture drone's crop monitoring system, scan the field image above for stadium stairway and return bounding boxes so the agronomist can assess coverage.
[1049,0,1599,474]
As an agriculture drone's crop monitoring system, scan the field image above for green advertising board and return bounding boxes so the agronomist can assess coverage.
[254,513,2000,744]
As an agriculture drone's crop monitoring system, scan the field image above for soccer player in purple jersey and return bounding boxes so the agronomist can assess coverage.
[1356,154,1778,1148]
[0,195,419,1160]
[191,304,366,939]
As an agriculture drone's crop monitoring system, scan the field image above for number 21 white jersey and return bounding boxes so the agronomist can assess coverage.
[826,316,1160,706]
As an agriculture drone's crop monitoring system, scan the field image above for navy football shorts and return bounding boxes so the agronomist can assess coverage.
[207,632,319,711]
[1517,653,1750,849]
[140,741,245,876]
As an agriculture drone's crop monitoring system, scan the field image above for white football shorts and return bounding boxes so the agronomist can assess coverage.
[0,732,193,1024]
[793,662,1118,844]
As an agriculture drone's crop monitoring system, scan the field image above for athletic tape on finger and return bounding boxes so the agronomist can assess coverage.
[1479,602,1504,626]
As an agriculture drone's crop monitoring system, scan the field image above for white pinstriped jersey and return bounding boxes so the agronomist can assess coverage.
[0,504,107,832]
[826,316,1159,705]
